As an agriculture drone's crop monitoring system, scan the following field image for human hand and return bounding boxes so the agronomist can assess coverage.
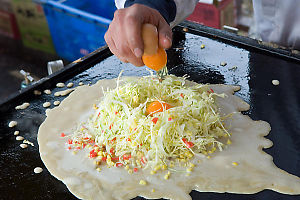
[104,4,172,66]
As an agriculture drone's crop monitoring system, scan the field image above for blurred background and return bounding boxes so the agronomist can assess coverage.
[0,0,254,100]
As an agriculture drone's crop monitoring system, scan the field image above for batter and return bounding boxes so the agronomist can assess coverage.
[38,76,300,200]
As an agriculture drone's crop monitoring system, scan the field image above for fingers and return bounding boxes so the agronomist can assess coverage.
[105,32,117,56]
[105,30,129,63]
[105,30,124,63]
[122,18,144,66]
[105,8,144,66]
[104,4,172,67]
[117,42,144,66]
[157,19,172,49]
[142,24,158,55]
[125,14,144,58]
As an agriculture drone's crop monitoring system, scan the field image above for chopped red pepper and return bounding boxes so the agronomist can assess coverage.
[97,112,101,117]
[182,138,194,148]
[67,146,72,150]
[82,143,87,149]
[60,133,66,137]
[126,138,131,142]
[133,167,138,172]
[210,89,214,93]
[186,142,194,148]
[88,140,95,144]
[168,117,172,121]
[110,148,114,154]
[75,146,81,150]
[111,157,119,161]
[123,154,131,160]
[89,149,97,158]
[115,111,119,115]
[102,157,107,161]
[141,156,147,164]
[67,139,73,144]
[180,93,184,98]
[152,117,158,124]
[116,163,123,167]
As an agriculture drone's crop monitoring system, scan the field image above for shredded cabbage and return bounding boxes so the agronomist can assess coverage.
[71,75,229,170]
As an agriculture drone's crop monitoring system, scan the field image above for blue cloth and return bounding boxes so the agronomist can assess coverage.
[124,0,176,24]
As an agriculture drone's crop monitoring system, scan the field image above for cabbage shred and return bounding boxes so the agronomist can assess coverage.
[71,75,229,170]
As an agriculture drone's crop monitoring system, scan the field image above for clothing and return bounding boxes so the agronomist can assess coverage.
[115,0,300,49]
[124,0,176,25]
[252,0,300,50]
[115,0,198,27]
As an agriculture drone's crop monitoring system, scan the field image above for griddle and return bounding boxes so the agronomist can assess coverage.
[0,21,299,200]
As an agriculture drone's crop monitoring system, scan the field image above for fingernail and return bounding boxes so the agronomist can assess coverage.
[134,48,143,58]
[163,35,172,48]
[165,34,172,43]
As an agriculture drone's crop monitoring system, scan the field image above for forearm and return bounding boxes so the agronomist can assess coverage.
[115,0,198,27]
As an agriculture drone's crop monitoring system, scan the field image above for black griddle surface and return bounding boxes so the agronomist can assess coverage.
[0,23,299,200]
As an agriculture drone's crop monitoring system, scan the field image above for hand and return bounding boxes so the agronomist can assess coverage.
[104,4,172,66]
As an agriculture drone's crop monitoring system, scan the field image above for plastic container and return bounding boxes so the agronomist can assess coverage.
[35,0,115,61]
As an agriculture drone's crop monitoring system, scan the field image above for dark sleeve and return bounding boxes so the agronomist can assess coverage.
[124,0,176,24]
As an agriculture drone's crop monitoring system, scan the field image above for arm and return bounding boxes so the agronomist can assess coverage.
[105,0,197,66]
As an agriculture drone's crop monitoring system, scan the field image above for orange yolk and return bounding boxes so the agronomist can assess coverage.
[146,101,172,116]
[142,47,167,72]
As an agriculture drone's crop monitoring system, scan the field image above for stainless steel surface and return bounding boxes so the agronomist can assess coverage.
[47,60,64,75]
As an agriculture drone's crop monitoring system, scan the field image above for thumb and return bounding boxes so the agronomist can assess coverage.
[157,20,172,49]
